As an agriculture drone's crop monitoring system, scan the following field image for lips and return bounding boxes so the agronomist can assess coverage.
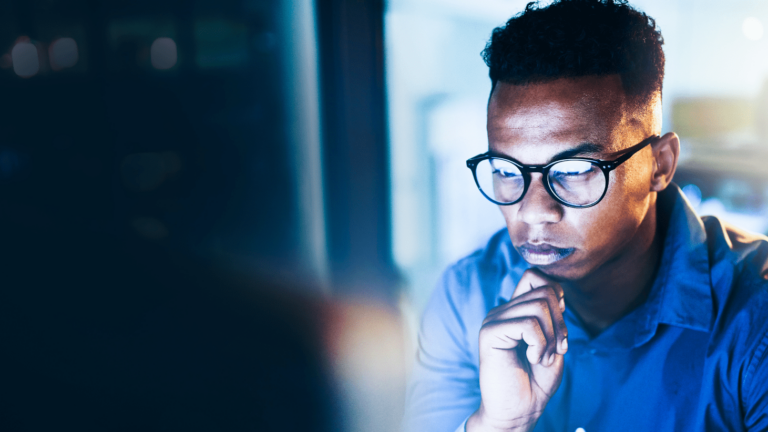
[518,243,575,266]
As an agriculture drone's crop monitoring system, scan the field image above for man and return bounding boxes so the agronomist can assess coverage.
[404,0,768,431]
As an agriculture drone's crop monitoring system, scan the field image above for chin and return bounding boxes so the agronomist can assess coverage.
[526,254,595,282]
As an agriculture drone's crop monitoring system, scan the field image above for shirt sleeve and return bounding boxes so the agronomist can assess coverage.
[403,267,481,432]
[454,417,469,432]
[744,331,768,430]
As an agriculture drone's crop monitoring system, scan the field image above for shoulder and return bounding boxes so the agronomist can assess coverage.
[702,216,768,313]
[436,228,525,307]
[703,216,768,277]
[418,228,525,362]
[702,217,768,389]
[422,228,525,332]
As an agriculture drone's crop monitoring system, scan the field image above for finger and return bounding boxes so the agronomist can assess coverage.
[506,298,557,363]
[485,288,566,360]
[486,285,560,321]
[488,269,568,358]
[480,317,548,365]
[525,285,567,356]
[486,301,508,318]
[512,268,564,302]
[517,286,567,356]
[488,269,564,317]
[509,270,568,356]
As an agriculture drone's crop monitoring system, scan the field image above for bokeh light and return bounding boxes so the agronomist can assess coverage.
[49,37,79,70]
[682,183,703,208]
[11,41,39,78]
[150,37,178,70]
[742,17,763,41]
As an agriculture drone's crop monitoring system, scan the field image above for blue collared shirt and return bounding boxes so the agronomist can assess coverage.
[404,185,768,431]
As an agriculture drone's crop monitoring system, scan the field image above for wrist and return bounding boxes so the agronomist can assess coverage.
[466,407,537,432]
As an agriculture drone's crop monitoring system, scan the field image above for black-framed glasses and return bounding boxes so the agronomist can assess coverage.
[466,135,659,208]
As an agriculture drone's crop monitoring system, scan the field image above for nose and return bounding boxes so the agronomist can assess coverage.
[516,174,564,225]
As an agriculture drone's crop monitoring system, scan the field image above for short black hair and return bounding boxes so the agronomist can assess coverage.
[482,0,665,103]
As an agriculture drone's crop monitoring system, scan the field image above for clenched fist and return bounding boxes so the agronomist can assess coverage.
[467,269,569,432]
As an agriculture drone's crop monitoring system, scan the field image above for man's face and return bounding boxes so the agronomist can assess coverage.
[487,75,659,281]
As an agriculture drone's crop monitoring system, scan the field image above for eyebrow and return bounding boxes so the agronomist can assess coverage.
[489,142,605,164]
[549,142,604,162]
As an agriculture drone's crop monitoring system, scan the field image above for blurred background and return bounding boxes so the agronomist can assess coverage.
[2,0,768,431]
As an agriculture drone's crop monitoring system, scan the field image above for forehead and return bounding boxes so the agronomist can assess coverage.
[487,75,630,159]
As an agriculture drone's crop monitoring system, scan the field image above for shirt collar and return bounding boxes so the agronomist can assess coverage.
[589,184,713,351]
[594,184,714,351]
[500,183,713,350]
[652,183,713,332]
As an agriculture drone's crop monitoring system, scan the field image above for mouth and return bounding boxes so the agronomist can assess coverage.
[518,243,575,266]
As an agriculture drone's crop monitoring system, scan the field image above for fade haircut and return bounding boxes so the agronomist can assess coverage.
[482,0,665,105]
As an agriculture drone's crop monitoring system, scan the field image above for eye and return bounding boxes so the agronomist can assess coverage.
[492,167,521,178]
[490,159,522,178]
[551,160,596,177]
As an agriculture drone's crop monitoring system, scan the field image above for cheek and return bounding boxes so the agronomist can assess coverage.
[620,152,655,198]
[578,171,651,252]
[499,206,522,240]
[565,209,613,249]
[499,206,517,232]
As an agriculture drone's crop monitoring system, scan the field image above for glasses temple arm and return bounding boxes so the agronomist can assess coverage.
[605,135,660,170]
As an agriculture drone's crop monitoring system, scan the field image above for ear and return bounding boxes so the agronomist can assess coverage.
[649,132,679,192]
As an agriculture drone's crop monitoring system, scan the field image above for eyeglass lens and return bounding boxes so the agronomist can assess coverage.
[476,158,607,206]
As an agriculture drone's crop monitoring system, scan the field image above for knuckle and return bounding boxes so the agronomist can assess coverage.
[544,285,558,299]
[488,303,506,315]
[531,297,549,311]
[520,269,541,284]
[478,324,493,341]
[522,316,542,333]
[480,319,508,335]
[479,320,496,334]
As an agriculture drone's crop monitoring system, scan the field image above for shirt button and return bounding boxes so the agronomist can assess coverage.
[589,349,597,355]
[576,428,586,432]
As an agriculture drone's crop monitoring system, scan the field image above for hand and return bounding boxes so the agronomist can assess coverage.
[467,269,569,432]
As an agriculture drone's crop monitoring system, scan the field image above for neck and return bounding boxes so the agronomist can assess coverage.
[562,200,662,337]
